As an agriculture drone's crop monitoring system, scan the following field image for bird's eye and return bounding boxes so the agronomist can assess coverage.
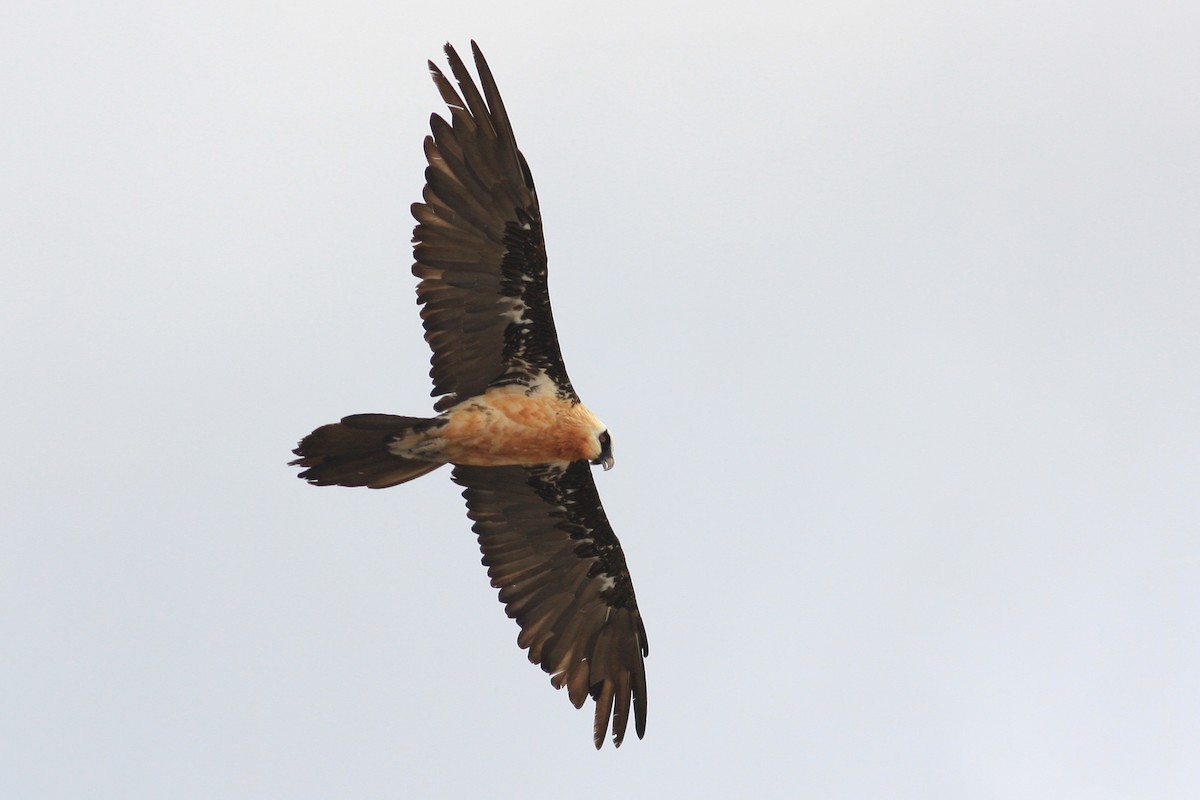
[599,431,610,445]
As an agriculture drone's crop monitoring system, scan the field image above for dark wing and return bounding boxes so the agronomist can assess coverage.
[453,461,648,748]
[413,42,576,412]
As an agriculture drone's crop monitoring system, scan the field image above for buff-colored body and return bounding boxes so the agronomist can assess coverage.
[388,383,606,467]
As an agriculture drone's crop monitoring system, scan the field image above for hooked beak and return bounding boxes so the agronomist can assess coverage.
[591,454,614,471]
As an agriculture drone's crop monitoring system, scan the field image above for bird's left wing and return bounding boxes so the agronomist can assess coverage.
[452,461,648,748]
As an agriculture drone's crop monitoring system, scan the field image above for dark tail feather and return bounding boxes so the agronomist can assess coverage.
[290,413,444,489]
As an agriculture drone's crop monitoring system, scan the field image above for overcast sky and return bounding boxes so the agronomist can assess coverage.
[4,2,1198,797]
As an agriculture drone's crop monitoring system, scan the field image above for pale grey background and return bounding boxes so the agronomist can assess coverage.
[3,1,1198,797]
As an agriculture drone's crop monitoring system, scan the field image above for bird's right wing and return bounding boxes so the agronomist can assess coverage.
[413,42,578,411]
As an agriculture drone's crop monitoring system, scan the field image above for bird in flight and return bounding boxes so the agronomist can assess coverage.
[290,41,648,749]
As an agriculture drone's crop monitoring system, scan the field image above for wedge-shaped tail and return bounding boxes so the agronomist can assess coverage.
[291,414,444,489]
